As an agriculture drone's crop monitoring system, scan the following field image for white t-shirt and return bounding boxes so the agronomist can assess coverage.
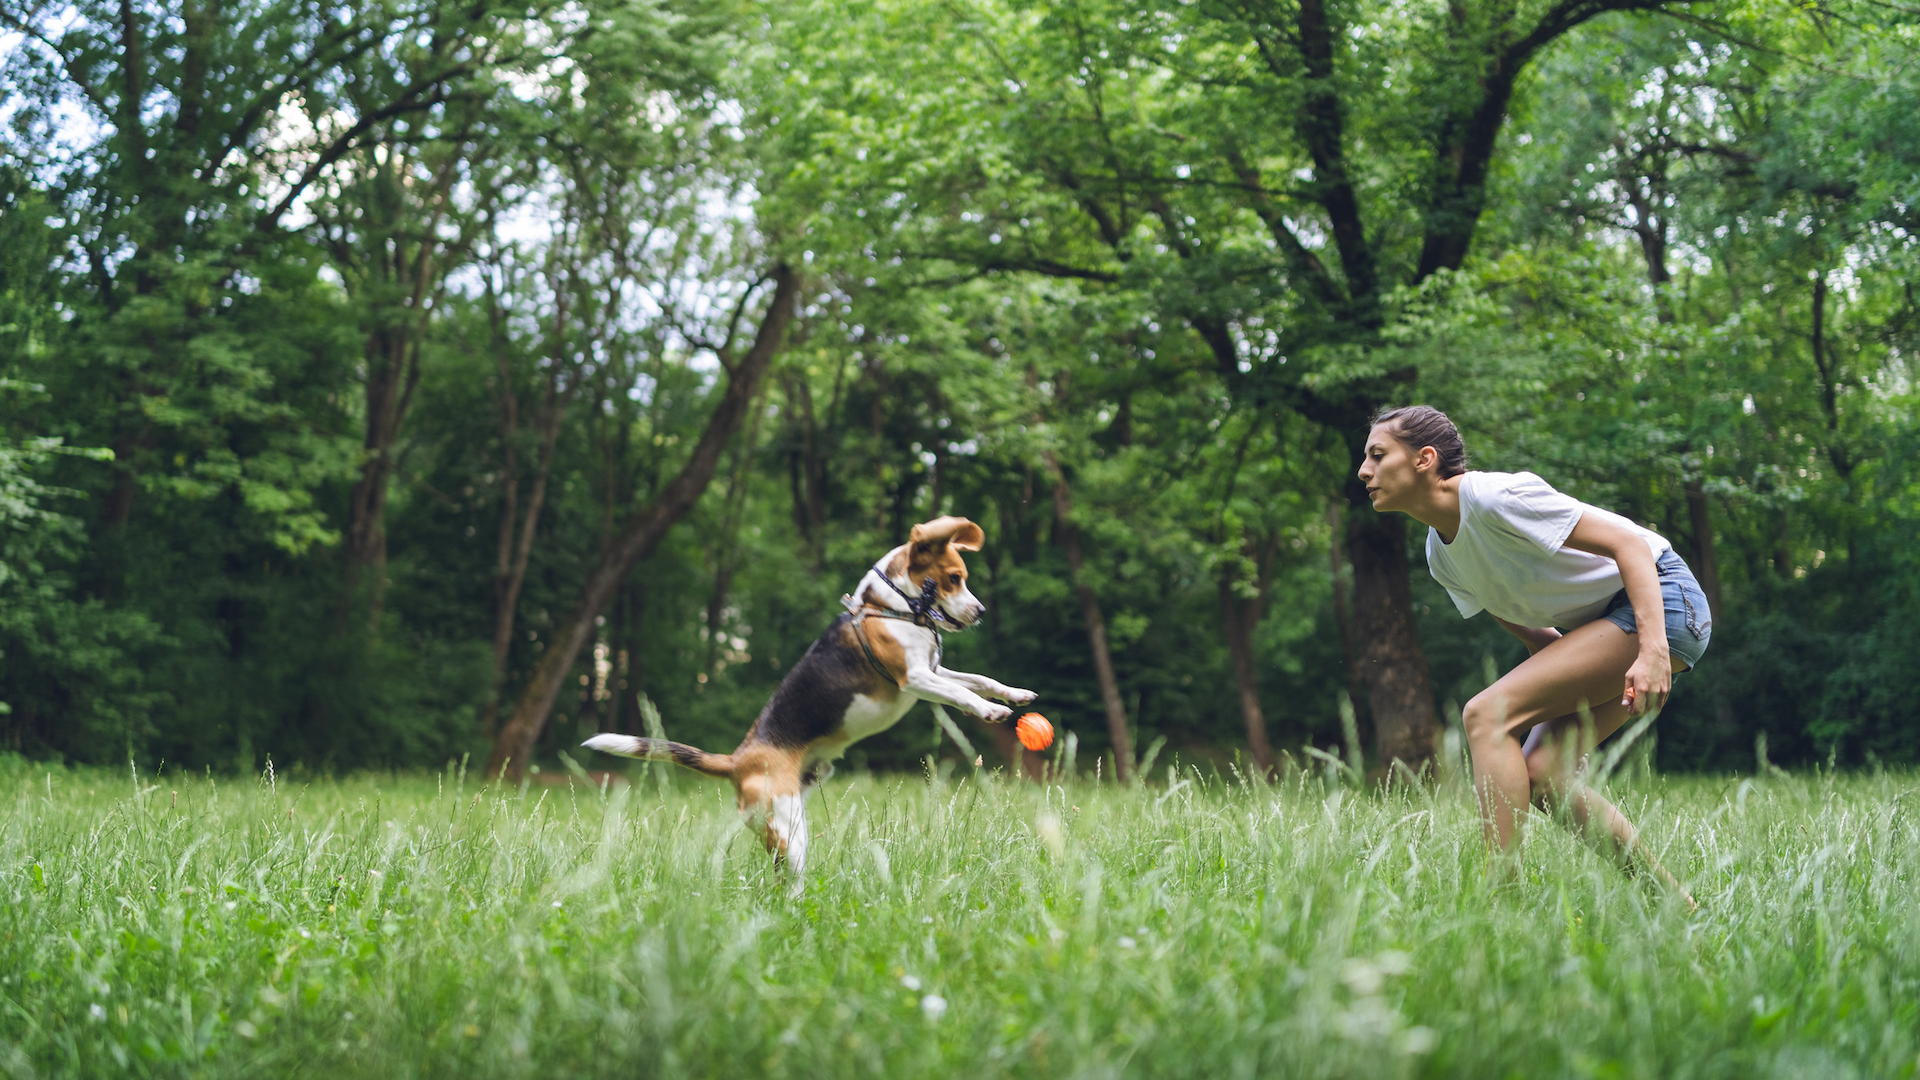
[1425,471,1671,630]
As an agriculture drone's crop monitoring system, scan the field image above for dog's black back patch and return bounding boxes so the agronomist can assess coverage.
[745,615,882,749]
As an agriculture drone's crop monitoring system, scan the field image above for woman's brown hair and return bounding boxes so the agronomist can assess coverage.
[1371,405,1467,479]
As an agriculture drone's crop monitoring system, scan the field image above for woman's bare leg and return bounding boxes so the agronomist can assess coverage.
[1524,705,1697,908]
[1462,619,1695,905]
[1461,619,1640,848]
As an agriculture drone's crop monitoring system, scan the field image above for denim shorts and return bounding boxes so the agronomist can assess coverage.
[1598,549,1712,670]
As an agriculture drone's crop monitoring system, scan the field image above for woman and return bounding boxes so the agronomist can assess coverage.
[1357,405,1707,901]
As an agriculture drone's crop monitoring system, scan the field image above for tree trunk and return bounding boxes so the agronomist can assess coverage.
[1684,477,1737,741]
[339,150,454,627]
[486,264,797,780]
[1325,500,1371,730]
[1773,508,1794,577]
[1219,574,1277,777]
[1683,479,1722,618]
[977,507,1040,783]
[704,385,769,676]
[783,370,828,552]
[479,312,569,738]
[99,432,142,531]
[344,325,421,618]
[1808,270,1853,482]
[116,0,156,297]
[480,350,520,739]
[615,583,645,733]
[1344,478,1438,771]
[343,224,440,625]
[1623,168,1675,324]
[1046,458,1134,783]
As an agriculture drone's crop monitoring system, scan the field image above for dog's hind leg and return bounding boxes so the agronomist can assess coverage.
[770,791,809,884]
[736,750,808,888]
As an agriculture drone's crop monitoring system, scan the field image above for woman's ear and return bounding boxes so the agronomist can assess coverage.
[1416,446,1439,474]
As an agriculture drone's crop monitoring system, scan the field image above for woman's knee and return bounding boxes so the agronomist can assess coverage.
[1461,691,1509,743]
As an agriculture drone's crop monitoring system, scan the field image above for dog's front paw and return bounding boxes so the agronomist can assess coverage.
[979,702,1013,723]
[1002,687,1038,705]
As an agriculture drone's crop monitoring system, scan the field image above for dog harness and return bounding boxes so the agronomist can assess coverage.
[842,566,955,686]
[873,568,965,631]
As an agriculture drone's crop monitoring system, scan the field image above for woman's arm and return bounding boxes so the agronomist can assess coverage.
[1493,617,1562,656]
[1563,512,1670,715]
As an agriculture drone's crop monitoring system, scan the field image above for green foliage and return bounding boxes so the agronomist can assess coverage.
[0,381,165,751]
[0,0,1916,772]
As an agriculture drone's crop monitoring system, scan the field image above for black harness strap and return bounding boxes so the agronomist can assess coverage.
[850,610,902,685]
[846,568,952,686]
[868,571,964,631]
[849,607,944,687]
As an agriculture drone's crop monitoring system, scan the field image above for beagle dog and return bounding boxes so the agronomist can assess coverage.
[582,516,1036,877]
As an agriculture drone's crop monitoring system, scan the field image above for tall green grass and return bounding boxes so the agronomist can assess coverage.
[1,752,1914,1078]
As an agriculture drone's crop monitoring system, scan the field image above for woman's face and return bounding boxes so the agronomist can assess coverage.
[1357,424,1432,512]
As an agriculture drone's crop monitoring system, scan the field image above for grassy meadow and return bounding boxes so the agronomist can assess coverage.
[1,749,1915,1079]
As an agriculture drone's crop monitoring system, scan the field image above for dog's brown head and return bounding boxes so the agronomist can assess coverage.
[879,516,987,626]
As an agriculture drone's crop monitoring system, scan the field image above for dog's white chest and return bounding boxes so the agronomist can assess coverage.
[840,691,916,743]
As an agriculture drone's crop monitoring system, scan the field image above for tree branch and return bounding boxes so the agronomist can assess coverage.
[1288,0,1378,319]
[683,273,771,374]
[1416,0,1718,279]
[199,21,387,186]
[1222,144,1344,309]
[1052,164,1129,250]
[901,251,1121,283]
[0,11,110,114]
[256,63,470,233]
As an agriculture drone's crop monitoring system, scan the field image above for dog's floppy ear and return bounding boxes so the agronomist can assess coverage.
[910,516,984,552]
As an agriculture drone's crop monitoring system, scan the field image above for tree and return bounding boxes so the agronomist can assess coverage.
[487,264,799,779]
[3,0,1917,779]
[760,0,1770,770]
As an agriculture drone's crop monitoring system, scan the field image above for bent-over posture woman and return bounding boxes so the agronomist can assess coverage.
[1358,406,1706,904]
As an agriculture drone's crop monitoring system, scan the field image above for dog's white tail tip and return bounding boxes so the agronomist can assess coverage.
[581,734,645,758]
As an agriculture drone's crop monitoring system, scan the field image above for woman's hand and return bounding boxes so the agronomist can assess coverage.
[1564,514,1672,716]
[1622,645,1672,715]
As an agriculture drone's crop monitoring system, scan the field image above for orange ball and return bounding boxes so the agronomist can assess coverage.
[1015,712,1054,751]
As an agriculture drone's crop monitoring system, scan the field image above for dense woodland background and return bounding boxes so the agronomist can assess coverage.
[1,0,1916,779]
